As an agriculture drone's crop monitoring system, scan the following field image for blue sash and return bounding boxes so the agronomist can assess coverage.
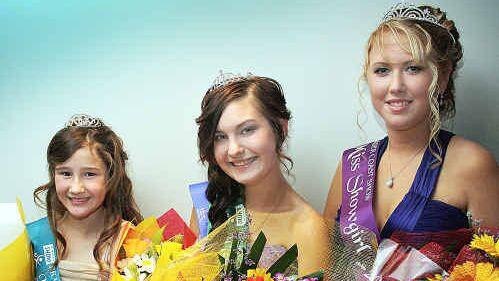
[189,181,245,238]
[189,181,211,238]
[26,217,61,281]
[188,181,255,269]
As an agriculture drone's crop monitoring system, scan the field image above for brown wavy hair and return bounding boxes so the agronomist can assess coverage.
[196,76,292,229]
[33,120,143,278]
[361,5,463,165]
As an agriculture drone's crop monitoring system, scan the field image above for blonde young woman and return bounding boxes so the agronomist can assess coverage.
[324,3,498,240]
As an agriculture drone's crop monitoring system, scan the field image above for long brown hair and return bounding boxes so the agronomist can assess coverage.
[196,76,292,229]
[33,119,143,277]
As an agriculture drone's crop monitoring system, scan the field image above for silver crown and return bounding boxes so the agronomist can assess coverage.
[382,2,455,43]
[65,114,104,128]
[208,70,253,92]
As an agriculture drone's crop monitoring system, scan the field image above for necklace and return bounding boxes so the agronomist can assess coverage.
[385,143,426,188]
[247,188,287,236]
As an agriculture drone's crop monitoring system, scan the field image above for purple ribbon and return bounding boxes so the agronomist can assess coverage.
[340,141,381,245]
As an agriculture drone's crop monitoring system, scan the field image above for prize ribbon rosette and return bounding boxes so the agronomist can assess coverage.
[0,199,33,281]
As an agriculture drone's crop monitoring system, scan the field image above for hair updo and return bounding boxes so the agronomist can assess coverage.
[362,5,463,163]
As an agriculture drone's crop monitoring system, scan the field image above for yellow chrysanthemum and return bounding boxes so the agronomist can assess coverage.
[475,263,499,280]
[448,261,477,281]
[247,268,272,281]
[470,234,499,258]
[448,262,499,281]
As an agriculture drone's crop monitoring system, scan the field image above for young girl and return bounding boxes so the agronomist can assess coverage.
[31,114,143,280]
[191,72,329,276]
[324,3,498,240]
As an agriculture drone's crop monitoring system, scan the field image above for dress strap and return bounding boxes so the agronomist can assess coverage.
[411,130,455,198]
[379,130,455,238]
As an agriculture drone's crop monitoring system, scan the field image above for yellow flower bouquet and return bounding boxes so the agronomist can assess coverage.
[425,228,499,281]
[111,207,324,281]
[111,209,223,281]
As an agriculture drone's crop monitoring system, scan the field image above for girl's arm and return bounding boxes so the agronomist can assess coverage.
[448,137,499,226]
[323,161,342,221]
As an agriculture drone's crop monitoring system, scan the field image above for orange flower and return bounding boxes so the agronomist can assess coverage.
[448,262,499,281]
[247,268,272,281]
[122,238,150,258]
[127,217,162,240]
[475,263,499,280]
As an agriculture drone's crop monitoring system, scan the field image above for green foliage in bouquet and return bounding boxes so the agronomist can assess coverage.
[218,231,323,281]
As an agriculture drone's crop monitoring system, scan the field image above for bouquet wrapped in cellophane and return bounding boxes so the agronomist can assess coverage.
[423,227,498,281]
[111,208,222,281]
[321,219,499,281]
[204,207,326,281]
[323,221,379,281]
[112,207,325,281]
[366,227,498,281]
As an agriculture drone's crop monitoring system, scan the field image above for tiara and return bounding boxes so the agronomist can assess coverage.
[381,2,455,43]
[65,114,104,128]
[208,70,253,92]
[382,3,443,27]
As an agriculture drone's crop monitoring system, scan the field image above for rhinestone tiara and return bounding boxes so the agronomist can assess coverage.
[65,114,104,128]
[382,3,443,27]
[208,70,253,92]
[381,2,455,43]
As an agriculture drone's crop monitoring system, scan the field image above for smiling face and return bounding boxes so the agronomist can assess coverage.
[54,146,107,220]
[213,95,281,187]
[366,32,434,132]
